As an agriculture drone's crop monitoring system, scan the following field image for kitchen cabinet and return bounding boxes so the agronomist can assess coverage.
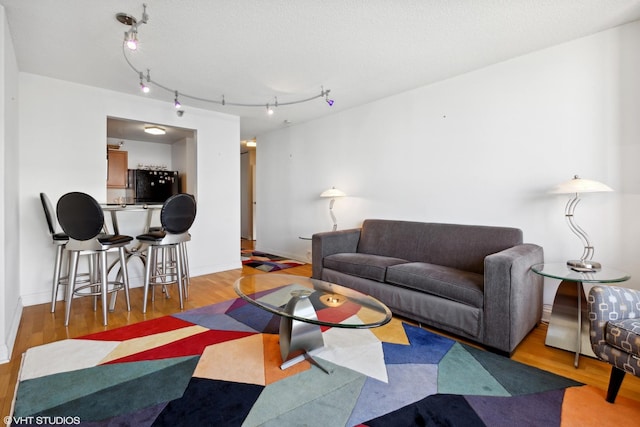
[107,150,128,188]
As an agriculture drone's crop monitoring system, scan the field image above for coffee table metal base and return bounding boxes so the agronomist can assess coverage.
[279,290,330,373]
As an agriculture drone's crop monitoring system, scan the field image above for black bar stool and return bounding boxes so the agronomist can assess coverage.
[39,193,71,312]
[56,192,133,326]
[136,193,196,313]
[40,192,97,313]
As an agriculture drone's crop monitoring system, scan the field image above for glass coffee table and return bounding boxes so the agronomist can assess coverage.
[234,274,392,371]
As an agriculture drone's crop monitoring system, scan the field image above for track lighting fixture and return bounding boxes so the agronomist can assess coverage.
[265,98,279,115]
[125,29,139,50]
[139,72,149,93]
[117,4,334,112]
[322,87,334,106]
[117,4,147,51]
[325,93,334,106]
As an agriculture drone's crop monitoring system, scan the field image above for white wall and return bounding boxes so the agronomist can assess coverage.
[256,20,640,309]
[18,74,241,308]
[1,5,21,363]
[172,137,198,195]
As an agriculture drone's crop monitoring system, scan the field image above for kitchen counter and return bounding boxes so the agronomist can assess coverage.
[100,204,163,235]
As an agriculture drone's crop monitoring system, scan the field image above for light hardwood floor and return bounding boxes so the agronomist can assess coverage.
[2,243,639,419]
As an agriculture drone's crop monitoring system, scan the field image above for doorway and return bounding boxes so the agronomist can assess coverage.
[240,146,256,241]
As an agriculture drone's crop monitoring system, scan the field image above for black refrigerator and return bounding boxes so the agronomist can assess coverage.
[128,169,180,204]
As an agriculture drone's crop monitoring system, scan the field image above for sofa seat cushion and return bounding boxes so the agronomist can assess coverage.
[386,262,484,308]
[605,319,640,355]
[323,253,409,282]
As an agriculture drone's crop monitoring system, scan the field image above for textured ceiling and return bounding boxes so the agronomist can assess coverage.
[2,0,640,142]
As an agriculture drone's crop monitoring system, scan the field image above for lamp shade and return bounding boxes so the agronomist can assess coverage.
[551,175,613,194]
[320,187,346,198]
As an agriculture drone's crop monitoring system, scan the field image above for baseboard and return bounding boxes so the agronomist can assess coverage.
[0,345,8,364]
[253,247,307,264]
[21,262,243,308]
[542,304,552,324]
[0,297,24,364]
[190,263,241,278]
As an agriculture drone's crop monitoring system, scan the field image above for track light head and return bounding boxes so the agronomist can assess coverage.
[174,91,181,109]
[323,88,334,106]
[266,104,274,115]
[117,5,147,51]
[125,29,138,50]
[139,72,149,93]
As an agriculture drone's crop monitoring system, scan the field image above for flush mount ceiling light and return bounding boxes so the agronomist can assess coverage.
[116,4,334,115]
[144,126,166,135]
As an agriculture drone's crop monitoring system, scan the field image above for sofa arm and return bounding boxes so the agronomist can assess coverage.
[483,243,544,354]
[312,228,361,279]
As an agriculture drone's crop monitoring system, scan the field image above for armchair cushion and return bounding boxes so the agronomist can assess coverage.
[589,285,640,402]
[589,286,640,353]
[606,319,640,356]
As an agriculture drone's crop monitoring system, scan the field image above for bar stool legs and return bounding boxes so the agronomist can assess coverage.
[142,243,188,313]
[64,247,131,326]
[51,250,96,314]
[136,193,195,314]
[50,243,66,313]
[180,242,190,299]
[176,243,186,307]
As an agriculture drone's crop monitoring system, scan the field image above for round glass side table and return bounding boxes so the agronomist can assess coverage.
[531,263,630,368]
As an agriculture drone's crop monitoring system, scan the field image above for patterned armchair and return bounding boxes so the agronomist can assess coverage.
[588,285,640,403]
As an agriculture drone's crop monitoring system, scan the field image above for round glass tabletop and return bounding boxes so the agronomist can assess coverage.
[531,263,630,283]
[233,274,392,329]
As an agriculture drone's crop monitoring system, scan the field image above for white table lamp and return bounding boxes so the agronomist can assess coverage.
[320,187,346,231]
[552,175,613,270]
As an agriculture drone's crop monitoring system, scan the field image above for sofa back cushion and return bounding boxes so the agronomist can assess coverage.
[356,219,523,274]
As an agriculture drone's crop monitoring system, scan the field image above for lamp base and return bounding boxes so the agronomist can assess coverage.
[566,259,602,271]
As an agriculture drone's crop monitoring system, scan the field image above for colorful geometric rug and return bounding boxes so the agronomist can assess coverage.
[11,291,640,426]
[241,250,305,272]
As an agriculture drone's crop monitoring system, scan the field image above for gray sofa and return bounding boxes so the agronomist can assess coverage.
[312,219,544,355]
